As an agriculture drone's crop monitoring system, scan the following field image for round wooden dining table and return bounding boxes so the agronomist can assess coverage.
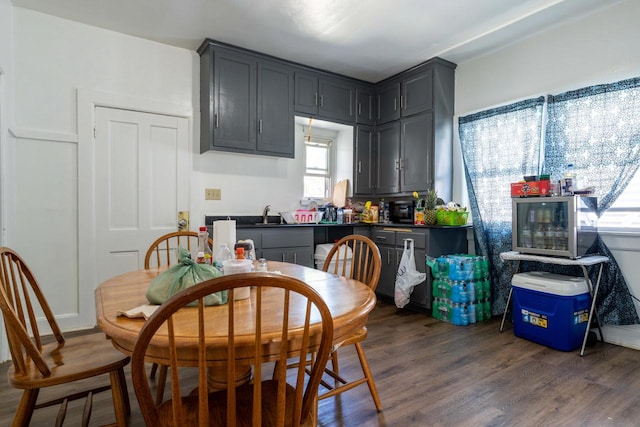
[95,260,377,384]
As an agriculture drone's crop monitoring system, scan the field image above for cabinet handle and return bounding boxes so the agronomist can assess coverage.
[394,98,397,112]
[395,160,400,170]
[258,119,263,134]
[215,113,219,128]
[281,253,285,262]
[387,250,392,264]
[358,161,362,174]
[376,236,386,241]
[358,103,362,115]
[400,95,404,110]
[320,94,324,107]
[294,253,297,264]
[399,158,404,170]
[315,92,318,106]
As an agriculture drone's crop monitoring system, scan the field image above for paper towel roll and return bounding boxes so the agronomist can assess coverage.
[213,219,236,252]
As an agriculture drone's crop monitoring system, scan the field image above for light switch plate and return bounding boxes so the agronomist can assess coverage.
[205,188,221,200]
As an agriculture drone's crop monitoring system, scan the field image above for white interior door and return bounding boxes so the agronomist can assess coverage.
[94,107,189,285]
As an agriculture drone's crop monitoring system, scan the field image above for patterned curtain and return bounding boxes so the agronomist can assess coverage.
[459,97,545,315]
[544,77,640,325]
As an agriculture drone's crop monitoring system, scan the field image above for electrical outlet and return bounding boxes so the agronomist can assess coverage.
[205,188,221,200]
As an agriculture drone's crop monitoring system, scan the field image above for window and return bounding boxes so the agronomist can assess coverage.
[303,137,333,199]
[599,170,640,232]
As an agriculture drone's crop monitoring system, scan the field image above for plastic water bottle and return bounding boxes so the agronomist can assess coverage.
[468,303,477,324]
[336,207,344,224]
[213,243,233,274]
[562,163,577,195]
[194,226,213,265]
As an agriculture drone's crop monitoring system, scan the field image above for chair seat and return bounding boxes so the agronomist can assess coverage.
[8,333,130,389]
[157,379,315,427]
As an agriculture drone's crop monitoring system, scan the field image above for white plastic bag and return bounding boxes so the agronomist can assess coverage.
[394,238,426,308]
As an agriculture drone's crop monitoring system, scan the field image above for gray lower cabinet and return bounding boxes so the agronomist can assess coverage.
[199,41,294,158]
[371,226,469,312]
[237,228,314,268]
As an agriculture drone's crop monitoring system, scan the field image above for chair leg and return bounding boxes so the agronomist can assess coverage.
[81,392,93,427]
[14,388,39,427]
[109,370,129,427]
[155,365,169,405]
[149,363,159,379]
[116,366,131,415]
[354,342,383,412]
[330,351,340,387]
[55,398,68,427]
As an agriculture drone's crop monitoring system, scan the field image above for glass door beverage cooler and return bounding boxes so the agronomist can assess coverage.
[511,196,598,259]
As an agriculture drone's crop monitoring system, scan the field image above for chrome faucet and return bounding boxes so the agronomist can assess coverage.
[262,205,271,224]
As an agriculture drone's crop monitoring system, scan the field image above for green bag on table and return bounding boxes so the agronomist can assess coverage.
[145,247,228,306]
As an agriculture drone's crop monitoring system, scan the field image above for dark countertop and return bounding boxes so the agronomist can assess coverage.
[205,215,472,229]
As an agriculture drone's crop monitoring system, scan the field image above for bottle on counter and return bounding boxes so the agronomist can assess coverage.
[213,243,233,273]
[235,246,245,260]
[561,163,577,195]
[336,207,344,224]
[194,226,213,265]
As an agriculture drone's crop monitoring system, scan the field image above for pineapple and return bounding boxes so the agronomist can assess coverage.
[424,189,438,225]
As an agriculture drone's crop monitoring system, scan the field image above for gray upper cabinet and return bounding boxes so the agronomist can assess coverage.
[293,71,318,116]
[294,72,356,123]
[401,112,434,191]
[401,69,433,117]
[375,121,401,195]
[199,41,294,158]
[376,81,401,124]
[354,125,376,195]
[257,60,294,156]
[356,86,375,125]
[357,58,455,200]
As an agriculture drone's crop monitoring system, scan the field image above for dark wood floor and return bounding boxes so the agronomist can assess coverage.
[2,300,640,426]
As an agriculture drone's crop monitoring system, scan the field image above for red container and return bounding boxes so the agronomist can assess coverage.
[510,181,550,197]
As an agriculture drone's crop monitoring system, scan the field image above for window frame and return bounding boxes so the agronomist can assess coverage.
[303,135,334,200]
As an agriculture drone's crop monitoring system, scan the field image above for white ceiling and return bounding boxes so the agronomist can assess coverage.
[11,0,620,82]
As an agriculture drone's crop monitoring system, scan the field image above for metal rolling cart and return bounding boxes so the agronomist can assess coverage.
[498,251,609,356]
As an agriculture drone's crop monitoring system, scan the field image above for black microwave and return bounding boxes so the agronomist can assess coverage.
[389,201,415,224]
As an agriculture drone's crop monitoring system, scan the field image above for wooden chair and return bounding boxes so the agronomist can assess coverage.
[144,230,214,404]
[318,234,383,411]
[131,272,334,426]
[144,230,212,269]
[0,247,130,427]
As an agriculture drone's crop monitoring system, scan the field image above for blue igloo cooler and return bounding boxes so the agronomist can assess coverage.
[512,271,591,351]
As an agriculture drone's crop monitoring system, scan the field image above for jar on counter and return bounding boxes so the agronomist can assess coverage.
[257,258,268,272]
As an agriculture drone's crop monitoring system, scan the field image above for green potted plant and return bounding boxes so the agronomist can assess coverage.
[424,189,438,225]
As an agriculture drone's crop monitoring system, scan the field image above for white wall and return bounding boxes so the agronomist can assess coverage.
[454,0,640,347]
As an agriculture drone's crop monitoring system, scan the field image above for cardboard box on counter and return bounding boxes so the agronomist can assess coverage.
[510,181,551,197]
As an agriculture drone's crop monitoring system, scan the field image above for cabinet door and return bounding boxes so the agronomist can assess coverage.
[257,60,294,157]
[356,86,375,125]
[262,247,314,268]
[294,72,318,116]
[376,245,397,301]
[319,78,355,122]
[401,112,433,192]
[408,248,431,309]
[354,125,376,195]
[376,81,401,124]
[401,69,433,117]
[214,49,256,151]
[376,121,401,195]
